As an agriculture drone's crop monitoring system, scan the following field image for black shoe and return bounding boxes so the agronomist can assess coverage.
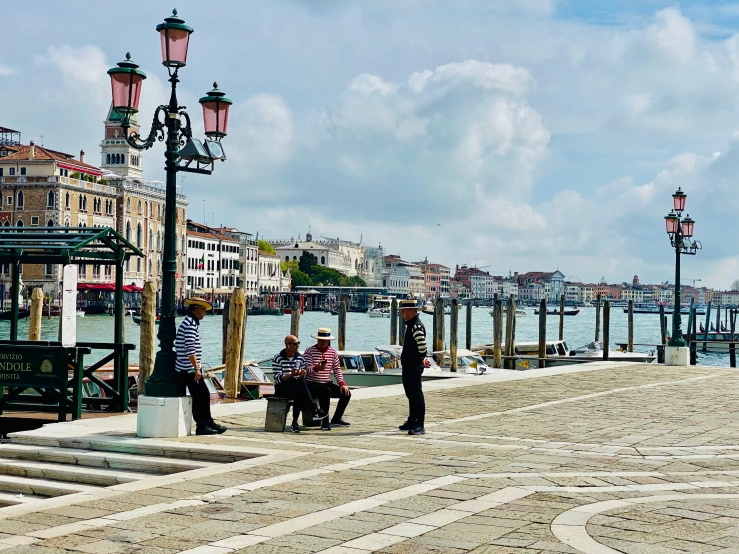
[313,408,329,421]
[399,421,415,431]
[195,426,218,436]
[331,419,351,427]
[321,419,331,431]
[290,423,301,433]
[408,425,425,436]
[208,422,227,434]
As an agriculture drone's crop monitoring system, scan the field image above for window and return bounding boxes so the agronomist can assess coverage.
[9,168,15,176]
[136,258,141,272]
[47,219,54,230]
[0,168,3,177]
[136,223,142,246]
[20,167,26,176]
[65,192,70,209]
[30,216,39,226]
[106,154,111,165]
[157,232,161,249]
[16,191,23,209]
[47,190,55,208]
[126,221,131,242]
[78,264,86,278]
[104,265,111,279]
[6,196,11,206]
[138,200,142,214]
[93,265,101,279]
[45,264,53,277]
[126,198,130,212]
[3,221,8,227]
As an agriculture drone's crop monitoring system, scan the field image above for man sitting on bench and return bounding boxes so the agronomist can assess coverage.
[272,335,328,433]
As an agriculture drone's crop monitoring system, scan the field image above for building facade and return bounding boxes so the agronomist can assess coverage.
[258,250,290,294]
[222,227,260,298]
[185,221,240,300]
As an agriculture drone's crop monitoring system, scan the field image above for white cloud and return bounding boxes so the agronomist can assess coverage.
[0,64,17,77]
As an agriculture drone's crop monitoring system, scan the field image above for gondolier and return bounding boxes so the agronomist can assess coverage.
[175,297,227,436]
[399,298,431,435]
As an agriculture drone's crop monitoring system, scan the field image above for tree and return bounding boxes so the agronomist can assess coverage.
[258,240,275,255]
[732,279,739,291]
[290,270,311,289]
[298,251,317,275]
[343,276,367,287]
[310,266,346,286]
[280,260,299,273]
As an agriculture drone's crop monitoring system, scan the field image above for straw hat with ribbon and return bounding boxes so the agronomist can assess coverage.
[399,298,420,310]
[184,297,213,311]
[311,327,336,340]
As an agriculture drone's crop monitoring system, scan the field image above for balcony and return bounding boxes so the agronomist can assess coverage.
[0,175,118,195]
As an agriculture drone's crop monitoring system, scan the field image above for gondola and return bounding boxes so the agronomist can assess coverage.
[0,309,30,321]
[533,308,580,316]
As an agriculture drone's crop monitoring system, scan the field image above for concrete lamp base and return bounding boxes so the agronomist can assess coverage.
[136,395,192,438]
[665,346,690,367]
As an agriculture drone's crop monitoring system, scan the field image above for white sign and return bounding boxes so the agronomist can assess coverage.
[61,264,77,348]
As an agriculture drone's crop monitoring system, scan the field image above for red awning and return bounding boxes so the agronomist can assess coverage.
[122,285,143,293]
[77,283,115,291]
[58,162,102,177]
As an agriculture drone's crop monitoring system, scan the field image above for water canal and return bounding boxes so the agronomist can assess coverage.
[0,306,730,367]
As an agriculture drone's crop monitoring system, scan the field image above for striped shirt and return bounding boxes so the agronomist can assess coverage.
[271,349,307,384]
[304,345,345,386]
[175,315,202,372]
[401,315,427,367]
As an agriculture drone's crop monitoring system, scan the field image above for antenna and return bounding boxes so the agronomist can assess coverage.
[202,199,206,225]
[39,134,44,147]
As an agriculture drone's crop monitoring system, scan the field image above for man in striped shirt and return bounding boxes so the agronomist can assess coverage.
[272,335,328,433]
[399,298,431,435]
[175,297,226,436]
[304,328,351,431]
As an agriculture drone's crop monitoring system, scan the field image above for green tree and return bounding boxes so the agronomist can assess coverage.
[290,269,311,289]
[310,266,346,286]
[258,240,275,254]
[281,260,299,273]
[299,251,318,275]
[343,275,367,287]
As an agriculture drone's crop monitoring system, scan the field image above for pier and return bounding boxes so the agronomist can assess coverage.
[2,361,739,552]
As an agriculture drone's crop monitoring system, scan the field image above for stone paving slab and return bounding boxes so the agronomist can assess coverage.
[5,363,739,552]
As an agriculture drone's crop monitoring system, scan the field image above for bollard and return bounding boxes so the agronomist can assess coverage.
[338,300,347,351]
[390,298,398,345]
[290,297,300,337]
[139,282,157,386]
[603,301,610,361]
[450,299,458,372]
[538,298,547,369]
[221,298,230,365]
[659,304,667,346]
[627,300,634,352]
[690,341,697,365]
[224,288,246,399]
[657,345,665,364]
[594,293,601,342]
[465,301,472,350]
[731,343,736,368]
[493,299,502,369]
[558,294,565,341]
[28,288,43,341]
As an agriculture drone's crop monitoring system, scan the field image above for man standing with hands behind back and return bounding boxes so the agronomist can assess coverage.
[399,298,431,435]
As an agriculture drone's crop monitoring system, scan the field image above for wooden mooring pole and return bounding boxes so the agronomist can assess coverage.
[627,300,634,352]
[450,299,459,372]
[504,295,515,369]
[558,294,565,341]
[493,299,502,369]
[703,301,712,352]
[538,299,547,369]
[28,288,43,341]
[603,300,611,361]
[290,297,300,337]
[594,293,602,342]
[465,301,472,350]
[139,282,157,386]
[390,298,398,345]
[398,307,405,347]
[434,297,445,354]
[338,300,347,351]
[224,288,246,399]
[686,299,695,344]
[221,298,230,365]
[730,310,737,368]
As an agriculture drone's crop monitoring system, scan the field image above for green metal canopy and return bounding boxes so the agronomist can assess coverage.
[0,227,144,264]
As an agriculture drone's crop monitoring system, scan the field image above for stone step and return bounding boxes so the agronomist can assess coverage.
[0,458,150,486]
[0,475,102,497]
[0,444,217,474]
[0,492,45,507]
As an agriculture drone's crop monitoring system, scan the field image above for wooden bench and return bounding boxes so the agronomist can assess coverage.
[264,396,321,432]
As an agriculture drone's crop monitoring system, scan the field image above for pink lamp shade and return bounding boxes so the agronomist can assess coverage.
[107,54,147,114]
[199,83,233,138]
[681,215,694,238]
[156,10,194,68]
[672,187,687,212]
[664,211,679,234]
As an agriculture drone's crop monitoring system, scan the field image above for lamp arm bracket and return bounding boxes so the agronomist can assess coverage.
[178,110,193,143]
[124,105,168,150]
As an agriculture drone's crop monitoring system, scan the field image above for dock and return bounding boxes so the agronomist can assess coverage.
[1,361,739,553]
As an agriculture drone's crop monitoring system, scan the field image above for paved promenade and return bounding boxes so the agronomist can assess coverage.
[3,362,739,553]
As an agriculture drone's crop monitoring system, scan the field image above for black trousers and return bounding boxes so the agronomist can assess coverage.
[275,378,315,423]
[176,371,213,427]
[306,381,350,421]
[402,364,425,425]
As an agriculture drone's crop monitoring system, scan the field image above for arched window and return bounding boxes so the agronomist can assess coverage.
[16,219,23,227]
[126,198,130,212]
[138,200,142,214]
[17,191,24,208]
[293,256,297,261]
[136,223,142,246]
[106,154,110,164]
[121,154,125,164]
[65,192,70,209]
[82,196,87,211]
[149,229,153,249]
[158,205,161,219]
[46,219,54,232]
[126,221,131,242]
[47,191,54,208]
[3,220,8,227]
[157,231,161,249]
[321,256,325,264]
[285,256,289,262]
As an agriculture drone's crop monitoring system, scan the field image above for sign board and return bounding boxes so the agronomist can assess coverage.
[0,346,68,388]
[60,264,77,348]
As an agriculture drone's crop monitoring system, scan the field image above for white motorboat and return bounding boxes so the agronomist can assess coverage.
[368,309,391,318]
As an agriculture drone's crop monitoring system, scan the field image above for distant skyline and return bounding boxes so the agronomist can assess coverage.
[2,1,739,287]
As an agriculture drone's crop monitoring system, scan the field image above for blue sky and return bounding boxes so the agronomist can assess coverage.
[3,0,739,287]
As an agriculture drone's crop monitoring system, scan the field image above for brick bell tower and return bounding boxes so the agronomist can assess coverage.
[100,104,143,179]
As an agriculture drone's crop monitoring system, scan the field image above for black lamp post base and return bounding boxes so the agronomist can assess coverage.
[144,349,186,397]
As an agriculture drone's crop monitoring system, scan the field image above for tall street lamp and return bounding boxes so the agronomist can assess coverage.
[664,187,701,353]
[108,9,232,397]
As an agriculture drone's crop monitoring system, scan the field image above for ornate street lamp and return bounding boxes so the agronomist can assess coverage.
[664,190,700,350]
[107,9,232,397]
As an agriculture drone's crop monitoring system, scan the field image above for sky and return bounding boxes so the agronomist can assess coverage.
[3,0,739,288]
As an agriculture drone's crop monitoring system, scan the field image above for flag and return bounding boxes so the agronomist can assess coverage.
[516,359,530,370]
[198,255,204,270]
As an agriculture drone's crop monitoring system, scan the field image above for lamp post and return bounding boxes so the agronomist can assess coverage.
[664,187,701,350]
[108,9,232,397]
